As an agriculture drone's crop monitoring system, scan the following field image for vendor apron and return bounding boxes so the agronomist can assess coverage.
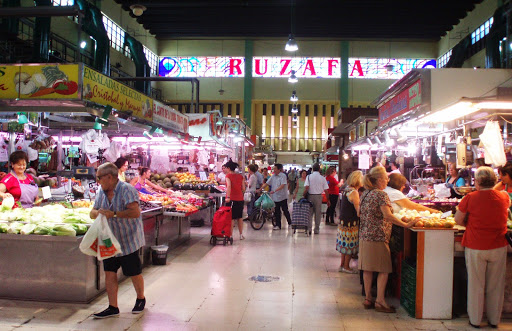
[13,173,39,208]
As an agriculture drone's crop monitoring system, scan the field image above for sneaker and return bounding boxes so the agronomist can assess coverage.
[314,230,319,234]
[338,266,344,272]
[273,226,280,230]
[240,234,245,240]
[132,298,146,314]
[93,305,119,319]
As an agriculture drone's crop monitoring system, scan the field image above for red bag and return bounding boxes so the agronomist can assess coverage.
[211,206,232,238]
[322,192,328,204]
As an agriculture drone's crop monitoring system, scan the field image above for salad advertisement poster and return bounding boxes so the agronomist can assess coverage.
[83,66,153,121]
[0,64,80,100]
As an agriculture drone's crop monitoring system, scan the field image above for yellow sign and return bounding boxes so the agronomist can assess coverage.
[0,64,80,100]
[83,66,153,121]
[0,65,21,99]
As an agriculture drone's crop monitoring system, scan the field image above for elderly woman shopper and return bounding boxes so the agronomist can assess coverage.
[359,166,415,313]
[384,173,438,213]
[454,167,510,329]
[336,170,363,274]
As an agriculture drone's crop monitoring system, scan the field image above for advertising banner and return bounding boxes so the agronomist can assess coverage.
[83,66,153,121]
[0,64,80,100]
[378,79,421,125]
[152,100,189,133]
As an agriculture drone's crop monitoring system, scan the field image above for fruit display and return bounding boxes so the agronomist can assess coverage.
[149,172,217,191]
[394,209,456,229]
[507,220,512,229]
[138,191,207,213]
[0,204,93,236]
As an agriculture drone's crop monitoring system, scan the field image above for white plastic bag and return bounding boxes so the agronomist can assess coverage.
[244,192,252,203]
[434,184,451,199]
[288,201,294,213]
[79,214,122,260]
[79,216,100,257]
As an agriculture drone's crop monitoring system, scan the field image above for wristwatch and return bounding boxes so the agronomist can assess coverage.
[113,212,117,218]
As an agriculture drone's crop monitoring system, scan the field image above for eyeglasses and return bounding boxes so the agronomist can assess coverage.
[96,174,108,181]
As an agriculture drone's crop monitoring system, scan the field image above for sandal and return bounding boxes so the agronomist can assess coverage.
[363,299,375,309]
[375,301,396,313]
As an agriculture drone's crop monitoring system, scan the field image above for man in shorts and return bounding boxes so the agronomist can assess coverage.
[90,162,146,318]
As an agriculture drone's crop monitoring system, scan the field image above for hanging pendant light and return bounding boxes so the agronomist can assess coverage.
[288,70,298,83]
[285,34,298,52]
[291,104,298,113]
[17,112,28,124]
[292,115,298,122]
[143,126,157,140]
[96,106,112,125]
[290,90,298,102]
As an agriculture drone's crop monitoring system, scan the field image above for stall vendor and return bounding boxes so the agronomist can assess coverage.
[0,151,39,208]
[494,162,512,203]
[114,157,129,182]
[216,165,227,185]
[131,167,171,195]
[446,163,466,198]
[384,174,438,213]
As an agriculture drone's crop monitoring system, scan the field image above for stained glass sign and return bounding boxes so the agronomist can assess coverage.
[159,56,436,80]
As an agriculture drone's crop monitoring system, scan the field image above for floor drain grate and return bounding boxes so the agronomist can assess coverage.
[249,275,280,282]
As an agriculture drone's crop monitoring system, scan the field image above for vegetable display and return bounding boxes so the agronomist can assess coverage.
[0,204,93,236]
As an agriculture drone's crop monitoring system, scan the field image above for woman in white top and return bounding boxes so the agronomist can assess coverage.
[246,164,258,217]
[384,173,437,213]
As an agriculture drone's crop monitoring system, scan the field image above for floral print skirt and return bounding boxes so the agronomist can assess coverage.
[336,220,359,255]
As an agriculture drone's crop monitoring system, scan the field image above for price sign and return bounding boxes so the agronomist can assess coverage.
[65,193,74,202]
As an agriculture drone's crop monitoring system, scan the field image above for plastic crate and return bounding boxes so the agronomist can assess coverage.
[400,296,416,317]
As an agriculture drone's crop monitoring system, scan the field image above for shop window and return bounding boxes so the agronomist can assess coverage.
[102,15,125,54]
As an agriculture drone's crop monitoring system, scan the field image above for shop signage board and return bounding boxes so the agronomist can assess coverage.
[82,66,153,121]
[152,100,189,133]
[0,64,80,100]
[378,79,421,125]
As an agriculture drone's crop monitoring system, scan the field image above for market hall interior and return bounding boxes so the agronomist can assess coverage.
[0,224,509,331]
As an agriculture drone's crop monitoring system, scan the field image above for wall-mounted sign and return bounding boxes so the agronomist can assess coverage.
[152,100,188,133]
[0,64,80,100]
[159,57,436,80]
[378,79,422,125]
[83,66,153,121]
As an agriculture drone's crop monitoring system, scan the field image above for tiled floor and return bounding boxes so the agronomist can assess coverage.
[0,221,511,330]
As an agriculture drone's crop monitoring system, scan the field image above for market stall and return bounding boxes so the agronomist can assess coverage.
[0,62,215,302]
[371,68,512,319]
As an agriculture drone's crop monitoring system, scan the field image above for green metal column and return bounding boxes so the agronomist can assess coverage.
[244,40,253,128]
[340,41,349,107]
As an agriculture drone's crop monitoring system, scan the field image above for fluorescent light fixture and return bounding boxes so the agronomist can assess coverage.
[419,101,475,123]
[155,128,163,134]
[474,101,512,109]
[366,138,373,147]
[143,126,157,140]
[285,34,298,52]
[374,136,383,146]
[17,112,28,124]
[291,105,298,113]
[96,106,111,125]
[353,144,370,151]
[288,70,298,83]
[80,41,87,49]
[290,90,298,102]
